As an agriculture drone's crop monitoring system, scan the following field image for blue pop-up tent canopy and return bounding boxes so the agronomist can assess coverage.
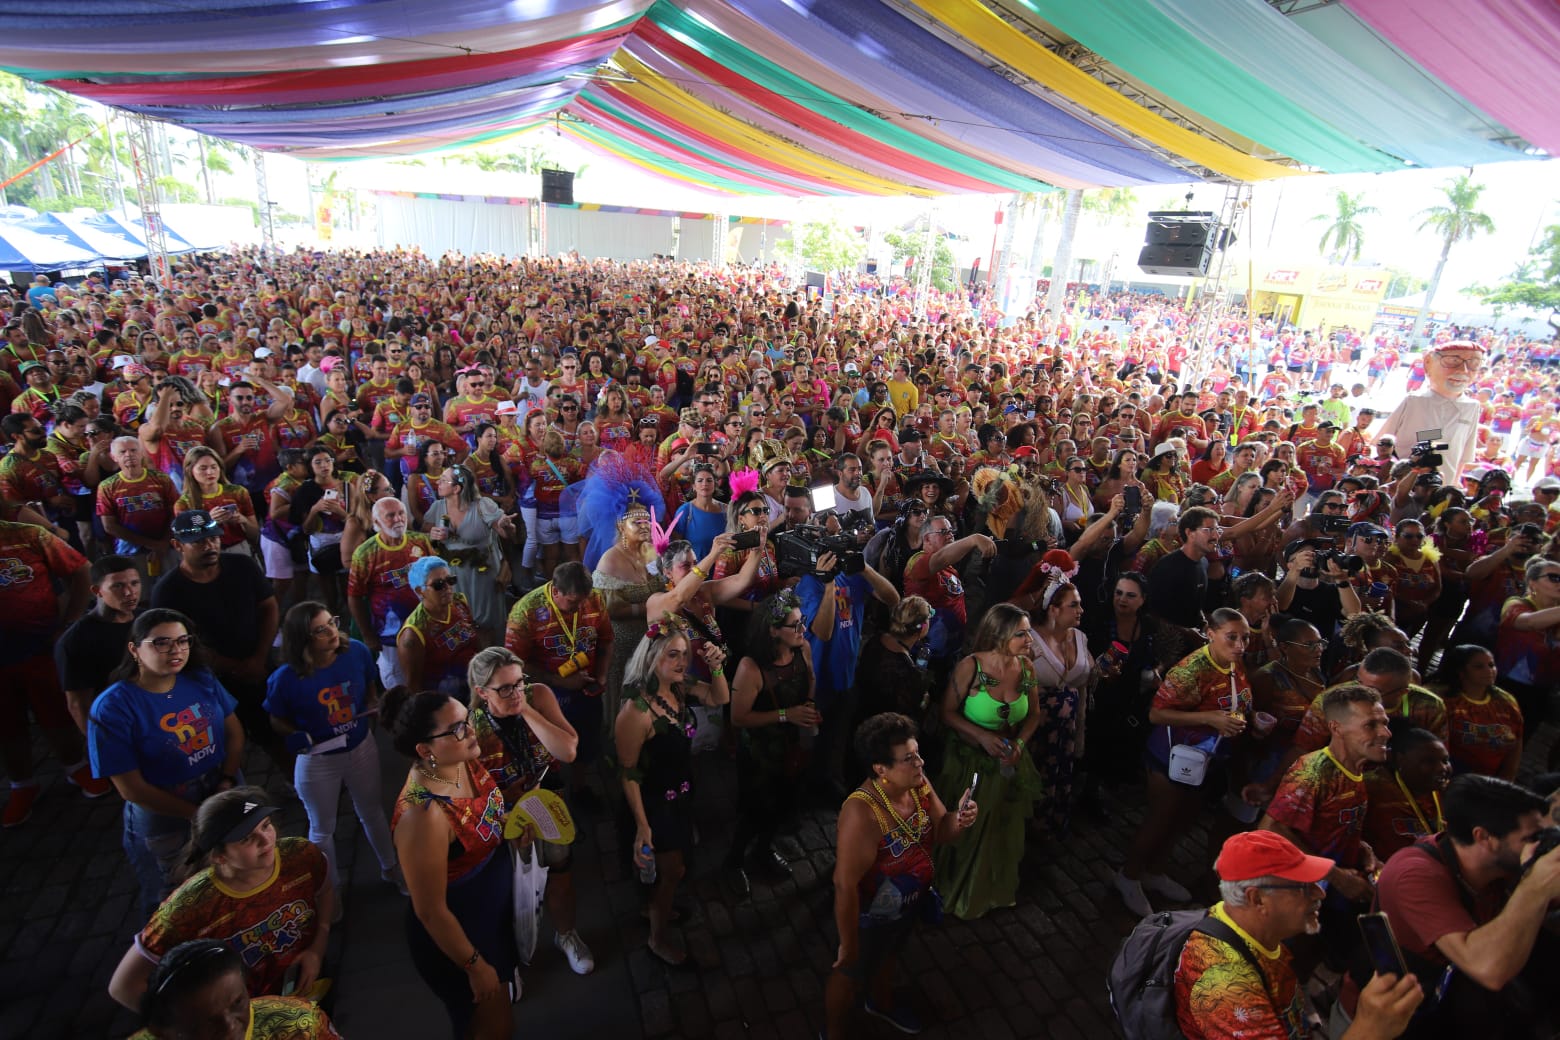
[20,213,141,261]
[0,223,101,272]
[83,212,198,255]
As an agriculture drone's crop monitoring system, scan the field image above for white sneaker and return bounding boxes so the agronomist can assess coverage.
[1142,872,1192,902]
[1114,871,1154,917]
[554,929,595,975]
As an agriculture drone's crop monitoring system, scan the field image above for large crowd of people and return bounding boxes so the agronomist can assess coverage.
[3,247,1560,1039]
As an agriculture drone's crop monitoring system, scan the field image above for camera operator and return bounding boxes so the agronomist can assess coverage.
[1277,539,1364,639]
[797,546,898,800]
[1281,490,1350,545]
[1334,775,1560,1038]
[1390,470,1443,527]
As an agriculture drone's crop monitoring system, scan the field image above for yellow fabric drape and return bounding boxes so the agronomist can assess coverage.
[610,53,934,196]
[909,0,1304,183]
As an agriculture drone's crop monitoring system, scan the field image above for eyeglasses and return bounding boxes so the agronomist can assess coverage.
[483,680,526,699]
[892,752,925,766]
[1068,467,1087,473]
[1359,535,1389,545]
[775,619,806,630]
[1537,573,1560,584]
[310,616,344,638]
[927,526,954,537]
[1284,639,1328,651]
[427,719,472,742]
[749,410,766,417]
[142,634,193,653]
[1433,355,1479,371]
[426,577,458,592]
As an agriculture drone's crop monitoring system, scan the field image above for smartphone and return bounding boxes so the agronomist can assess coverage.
[693,442,717,456]
[1357,912,1409,978]
[961,773,979,811]
[280,963,301,997]
[810,485,837,514]
[731,529,762,551]
[1123,485,1141,512]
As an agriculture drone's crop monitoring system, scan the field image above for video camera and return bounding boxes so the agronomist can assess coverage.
[774,524,866,579]
[1314,513,1353,535]
[1410,428,1449,471]
[1294,537,1364,579]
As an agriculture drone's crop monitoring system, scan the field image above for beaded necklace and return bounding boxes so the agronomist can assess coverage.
[870,778,928,845]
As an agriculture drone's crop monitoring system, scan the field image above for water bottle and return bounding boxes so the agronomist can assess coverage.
[999,739,1016,779]
[638,844,657,885]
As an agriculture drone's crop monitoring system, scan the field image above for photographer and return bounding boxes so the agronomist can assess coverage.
[797,546,898,797]
[1336,774,1560,1038]
[1344,522,1398,617]
[1277,539,1364,639]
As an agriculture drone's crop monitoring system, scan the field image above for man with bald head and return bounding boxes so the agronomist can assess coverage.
[346,495,435,687]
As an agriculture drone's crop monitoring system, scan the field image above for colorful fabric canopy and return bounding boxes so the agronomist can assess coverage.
[0,0,1546,194]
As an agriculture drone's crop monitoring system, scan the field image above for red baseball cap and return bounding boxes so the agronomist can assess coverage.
[1428,340,1486,356]
[1214,830,1333,883]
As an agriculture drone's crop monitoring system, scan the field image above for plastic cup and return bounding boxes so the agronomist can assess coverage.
[1252,711,1278,737]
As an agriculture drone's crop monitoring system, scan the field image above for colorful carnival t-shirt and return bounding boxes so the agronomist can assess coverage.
[1293,685,1446,754]
[470,704,554,807]
[1496,596,1560,692]
[0,520,86,661]
[128,996,341,1040]
[401,593,480,691]
[503,583,610,678]
[96,469,179,553]
[1152,647,1252,749]
[1175,902,1305,1040]
[1363,769,1442,862]
[392,760,506,883]
[1445,687,1524,778]
[846,781,937,928]
[1266,748,1369,869]
[346,532,433,636]
[136,838,328,997]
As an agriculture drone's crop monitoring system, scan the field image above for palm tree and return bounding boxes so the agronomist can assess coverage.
[1312,189,1378,264]
[1410,174,1495,345]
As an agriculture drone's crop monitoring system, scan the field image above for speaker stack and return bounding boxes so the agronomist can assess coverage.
[1136,211,1219,276]
[540,169,574,205]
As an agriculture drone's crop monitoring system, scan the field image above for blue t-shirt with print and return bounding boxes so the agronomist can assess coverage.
[797,571,871,698]
[263,639,377,752]
[88,670,238,796]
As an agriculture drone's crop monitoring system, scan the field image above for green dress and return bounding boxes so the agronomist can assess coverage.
[931,657,1043,920]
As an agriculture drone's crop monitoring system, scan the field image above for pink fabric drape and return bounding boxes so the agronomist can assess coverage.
[1343,0,1560,153]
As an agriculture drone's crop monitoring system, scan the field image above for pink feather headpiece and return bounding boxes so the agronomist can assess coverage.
[728,469,760,496]
[649,505,682,555]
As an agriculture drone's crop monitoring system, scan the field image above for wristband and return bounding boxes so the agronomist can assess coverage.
[1015,738,1026,752]
[462,950,480,970]
[778,707,787,723]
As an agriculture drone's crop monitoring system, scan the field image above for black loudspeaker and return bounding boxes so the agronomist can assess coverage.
[1137,241,1214,276]
[540,169,574,205]
[1144,212,1216,247]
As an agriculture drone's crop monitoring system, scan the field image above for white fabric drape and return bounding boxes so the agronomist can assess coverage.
[375,196,528,257]
[544,207,673,260]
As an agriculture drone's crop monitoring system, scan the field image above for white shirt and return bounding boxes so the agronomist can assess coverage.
[1375,388,1480,485]
[833,483,872,515]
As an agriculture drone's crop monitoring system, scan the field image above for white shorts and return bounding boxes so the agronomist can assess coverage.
[261,537,295,579]
[535,515,578,545]
[1517,439,1548,459]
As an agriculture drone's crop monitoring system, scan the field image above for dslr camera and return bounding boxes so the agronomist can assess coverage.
[774,524,866,579]
[1295,537,1364,579]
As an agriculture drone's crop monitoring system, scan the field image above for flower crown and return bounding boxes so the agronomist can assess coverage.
[768,589,802,626]
[644,612,693,642]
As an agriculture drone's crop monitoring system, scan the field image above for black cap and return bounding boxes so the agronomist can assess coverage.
[171,509,220,543]
[195,794,279,852]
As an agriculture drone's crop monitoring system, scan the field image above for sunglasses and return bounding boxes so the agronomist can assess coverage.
[742,506,769,517]
[426,577,459,592]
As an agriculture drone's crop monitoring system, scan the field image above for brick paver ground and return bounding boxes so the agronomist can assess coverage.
[6,715,1555,1039]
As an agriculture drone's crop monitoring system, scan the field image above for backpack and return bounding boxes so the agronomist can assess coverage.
[1106,909,1266,1040]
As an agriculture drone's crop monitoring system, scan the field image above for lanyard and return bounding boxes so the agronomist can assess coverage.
[544,585,579,653]
[1394,770,1443,835]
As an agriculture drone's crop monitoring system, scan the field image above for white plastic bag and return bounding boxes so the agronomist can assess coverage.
[511,842,549,965]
